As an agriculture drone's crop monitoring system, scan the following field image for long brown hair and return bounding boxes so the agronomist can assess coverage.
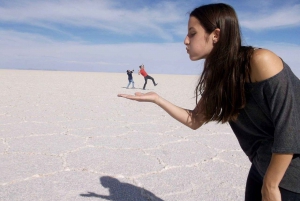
[191,3,254,123]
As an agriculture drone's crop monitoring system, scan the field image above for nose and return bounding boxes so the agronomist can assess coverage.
[184,35,189,45]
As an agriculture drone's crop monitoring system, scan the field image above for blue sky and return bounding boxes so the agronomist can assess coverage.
[0,0,300,76]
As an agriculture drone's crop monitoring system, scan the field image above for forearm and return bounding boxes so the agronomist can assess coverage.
[155,96,204,130]
[263,153,293,188]
[261,153,293,201]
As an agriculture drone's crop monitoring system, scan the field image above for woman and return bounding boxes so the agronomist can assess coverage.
[118,3,300,201]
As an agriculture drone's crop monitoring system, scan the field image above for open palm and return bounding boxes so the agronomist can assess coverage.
[118,92,159,103]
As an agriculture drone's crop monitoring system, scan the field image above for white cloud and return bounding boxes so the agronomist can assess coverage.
[2,1,300,36]
[0,0,186,41]
[240,4,300,30]
[0,29,299,77]
[1,1,299,76]
[0,29,200,74]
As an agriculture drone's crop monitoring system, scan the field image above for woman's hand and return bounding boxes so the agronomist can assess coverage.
[118,92,160,104]
[118,92,204,130]
[261,185,281,201]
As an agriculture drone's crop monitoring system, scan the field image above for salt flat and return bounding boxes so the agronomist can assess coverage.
[0,69,251,201]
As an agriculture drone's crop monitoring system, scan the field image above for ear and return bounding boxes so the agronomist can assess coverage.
[212,28,220,43]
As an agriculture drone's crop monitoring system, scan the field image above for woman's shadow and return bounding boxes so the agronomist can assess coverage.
[80,176,163,201]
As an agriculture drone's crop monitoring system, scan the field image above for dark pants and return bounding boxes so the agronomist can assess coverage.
[143,75,156,89]
[245,164,300,201]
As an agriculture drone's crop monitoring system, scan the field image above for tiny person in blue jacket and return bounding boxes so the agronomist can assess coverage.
[126,69,135,89]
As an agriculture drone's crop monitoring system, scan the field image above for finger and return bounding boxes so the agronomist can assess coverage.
[117,94,134,98]
[117,94,127,97]
[118,94,139,100]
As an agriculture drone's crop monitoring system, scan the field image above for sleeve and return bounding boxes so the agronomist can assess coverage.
[265,66,300,154]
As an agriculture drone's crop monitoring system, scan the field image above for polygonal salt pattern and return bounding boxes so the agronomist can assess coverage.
[6,134,85,155]
[146,140,216,167]
[0,153,62,184]
[0,122,64,138]
[87,131,182,150]
[66,147,164,177]
[0,70,250,201]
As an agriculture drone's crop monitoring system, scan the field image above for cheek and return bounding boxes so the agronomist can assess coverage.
[189,48,201,60]
[190,43,203,55]
[190,37,203,51]
[189,43,208,60]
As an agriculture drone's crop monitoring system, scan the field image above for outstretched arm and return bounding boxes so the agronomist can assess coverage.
[118,92,205,130]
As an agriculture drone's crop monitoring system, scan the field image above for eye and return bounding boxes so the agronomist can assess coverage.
[188,32,196,37]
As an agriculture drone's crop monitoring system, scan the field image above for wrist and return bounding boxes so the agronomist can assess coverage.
[154,95,163,105]
[263,178,279,189]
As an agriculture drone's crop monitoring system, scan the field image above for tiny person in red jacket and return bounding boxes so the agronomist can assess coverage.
[138,64,158,90]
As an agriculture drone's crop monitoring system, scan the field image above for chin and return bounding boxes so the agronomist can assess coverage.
[190,56,202,61]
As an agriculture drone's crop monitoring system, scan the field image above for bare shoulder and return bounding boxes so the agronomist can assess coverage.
[250,48,283,82]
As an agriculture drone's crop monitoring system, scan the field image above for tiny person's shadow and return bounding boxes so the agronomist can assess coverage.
[80,176,163,201]
[121,87,146,90]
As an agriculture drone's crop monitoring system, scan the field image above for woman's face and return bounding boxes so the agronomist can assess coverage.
[184,16,215,61]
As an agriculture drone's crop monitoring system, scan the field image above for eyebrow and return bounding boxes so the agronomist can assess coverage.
[188,27,195,31]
